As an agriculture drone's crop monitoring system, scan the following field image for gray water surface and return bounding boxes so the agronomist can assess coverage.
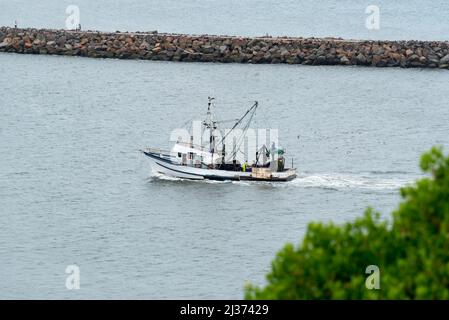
[1,0,449,40]
[1,52,449,298]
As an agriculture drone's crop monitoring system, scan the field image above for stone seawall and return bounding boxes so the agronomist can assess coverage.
[1,27,449,69]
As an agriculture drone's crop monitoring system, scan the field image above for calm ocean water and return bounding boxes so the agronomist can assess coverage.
[1,1,449,299]
[1,0,449,40]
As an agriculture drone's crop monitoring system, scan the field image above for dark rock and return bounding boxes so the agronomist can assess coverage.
[340,56,350,64]
[219,45,228,54]
[356,53,367,64]
[0,39,10,48]
[439,54,449,64]
[0,27,447,70]
[315,55,326,64]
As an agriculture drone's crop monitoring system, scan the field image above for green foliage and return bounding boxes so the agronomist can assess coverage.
[245,147,449,299]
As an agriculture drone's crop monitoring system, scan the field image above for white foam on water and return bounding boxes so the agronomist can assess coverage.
[149,171,183,182]
[150,171,414,190]
[289,173,413,190]
[149,171,231,184]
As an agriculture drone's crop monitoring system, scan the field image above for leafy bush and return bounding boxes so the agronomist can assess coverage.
[245,147,449,299]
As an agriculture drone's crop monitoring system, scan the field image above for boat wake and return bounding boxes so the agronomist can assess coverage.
[149,171,184,182]
[149,171,232,184]
[288,173,413,190]
[149,171,415,190]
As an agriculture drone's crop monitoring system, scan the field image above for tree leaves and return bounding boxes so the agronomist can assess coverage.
[245,147,449,299]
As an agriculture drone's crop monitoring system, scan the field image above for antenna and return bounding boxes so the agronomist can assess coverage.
[207,96,215,111]
[204,97,218,163]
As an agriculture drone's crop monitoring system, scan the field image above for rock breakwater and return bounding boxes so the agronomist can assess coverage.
[1,27,449,69]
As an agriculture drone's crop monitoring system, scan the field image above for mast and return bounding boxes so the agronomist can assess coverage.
[203,99,259,167]
[204,97,218,167]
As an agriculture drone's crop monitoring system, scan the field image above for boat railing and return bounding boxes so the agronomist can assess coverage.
[173,141,210,152]
[142,147,174,156]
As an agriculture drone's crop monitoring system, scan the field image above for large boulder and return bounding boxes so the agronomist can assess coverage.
[439,54,449,64]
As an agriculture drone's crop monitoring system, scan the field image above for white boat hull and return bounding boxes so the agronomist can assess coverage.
[143,151,296,182]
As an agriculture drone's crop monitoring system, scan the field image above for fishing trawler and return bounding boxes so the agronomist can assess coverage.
[141,98,297,182]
